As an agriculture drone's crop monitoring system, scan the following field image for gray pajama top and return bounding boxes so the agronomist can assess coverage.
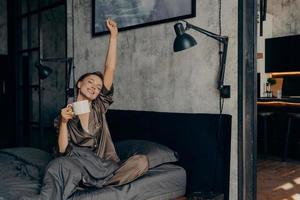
[66,86,119,162]
[54,84,149,187]
[64,85,120,162]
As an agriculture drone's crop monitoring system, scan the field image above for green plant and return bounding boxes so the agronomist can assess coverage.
[267,78,276,85]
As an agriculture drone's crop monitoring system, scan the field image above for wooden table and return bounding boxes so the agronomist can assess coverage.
[257,99,300,158]
[257,98,300,113]
[257,101,300,107]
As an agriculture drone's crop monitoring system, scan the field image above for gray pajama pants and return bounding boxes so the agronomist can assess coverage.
[19,147,148,200]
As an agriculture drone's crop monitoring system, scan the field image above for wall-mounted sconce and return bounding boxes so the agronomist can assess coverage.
[35,57,75,101]
[173,20,230,99]
[35,63,53,80]
[34,57,75,149]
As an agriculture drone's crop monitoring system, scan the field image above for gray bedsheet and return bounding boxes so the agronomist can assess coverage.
[0,148,51,200]
[71,164,186,200]
[0,147,186,200]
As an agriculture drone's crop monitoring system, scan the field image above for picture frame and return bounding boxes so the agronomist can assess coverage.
[92,0,196,37]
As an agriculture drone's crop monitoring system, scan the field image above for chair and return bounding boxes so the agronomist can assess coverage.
[258,112,274,158]
[282,113,300,162]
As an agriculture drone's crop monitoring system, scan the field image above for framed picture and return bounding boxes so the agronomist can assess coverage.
[92,0,196,37]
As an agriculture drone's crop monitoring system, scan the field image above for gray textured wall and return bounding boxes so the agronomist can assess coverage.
[0,0,7,55]
[67,1,238,199]
[268,0,300,36]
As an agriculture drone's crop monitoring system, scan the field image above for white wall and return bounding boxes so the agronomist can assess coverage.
[257,13,273,97]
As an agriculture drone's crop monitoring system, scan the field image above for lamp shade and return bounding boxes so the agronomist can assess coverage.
[173,23,197,52]
[35,63,53,80]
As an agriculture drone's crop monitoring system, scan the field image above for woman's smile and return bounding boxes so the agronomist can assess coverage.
[87,88,95,95]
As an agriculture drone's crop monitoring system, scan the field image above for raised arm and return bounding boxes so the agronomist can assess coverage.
[103,19,118,91]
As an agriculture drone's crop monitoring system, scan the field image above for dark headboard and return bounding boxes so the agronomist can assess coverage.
[106,109,232,199]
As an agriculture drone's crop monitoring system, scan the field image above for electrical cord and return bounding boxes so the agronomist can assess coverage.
[72,0,75,63]
[208,0,226,197]
[70,0,76,100]
[217,0,225,156]
[72,0,76,96]
[217,0,224,146]
[218,0,225,116]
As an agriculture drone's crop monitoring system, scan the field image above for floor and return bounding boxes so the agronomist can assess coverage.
[257,159,300,200]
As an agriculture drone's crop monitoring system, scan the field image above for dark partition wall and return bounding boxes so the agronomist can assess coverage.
[106,110,232,199]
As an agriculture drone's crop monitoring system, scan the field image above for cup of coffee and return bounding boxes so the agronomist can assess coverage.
[72,100,90,115]
[277,90,282,99]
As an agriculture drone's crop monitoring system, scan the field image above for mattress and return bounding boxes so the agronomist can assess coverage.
[72,164,186,200]
[0,147,186,200]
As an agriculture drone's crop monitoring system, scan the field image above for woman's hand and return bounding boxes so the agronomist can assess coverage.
[106,18,118,38]
[58,105,71,153]
[60,104,73,124]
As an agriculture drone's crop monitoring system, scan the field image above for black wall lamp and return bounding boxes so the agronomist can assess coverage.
[35,63,53,80]
[34,57,75,149]
[173,20,230,99]
[35,57,75,103]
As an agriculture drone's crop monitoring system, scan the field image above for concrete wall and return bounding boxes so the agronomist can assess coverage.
[0,0,7,55]
[268,0,300,37]
[67,1,238,199]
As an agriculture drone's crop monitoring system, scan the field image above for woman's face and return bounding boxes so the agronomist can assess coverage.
[77,75,103,101]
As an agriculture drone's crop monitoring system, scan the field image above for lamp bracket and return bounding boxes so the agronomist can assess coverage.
[40,57,73,63]
[182,20,228,43]
[180,20,230,99]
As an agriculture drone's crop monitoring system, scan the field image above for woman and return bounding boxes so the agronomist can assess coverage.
[21,19,148,200]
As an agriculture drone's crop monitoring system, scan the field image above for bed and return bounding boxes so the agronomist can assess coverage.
[0,110,232,199]
[0,143,186,200]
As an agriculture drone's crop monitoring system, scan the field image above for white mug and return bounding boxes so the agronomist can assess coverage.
[72,100,90,115]
[277,90,282,99]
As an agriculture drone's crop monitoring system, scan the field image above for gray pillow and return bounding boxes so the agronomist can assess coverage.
[0,147,52,169]
[115,140,179,169]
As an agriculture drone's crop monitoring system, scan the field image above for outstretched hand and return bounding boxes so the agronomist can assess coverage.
[106,18,118,38]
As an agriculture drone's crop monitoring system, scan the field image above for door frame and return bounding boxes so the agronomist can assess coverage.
[8,0,67,148]
[5,0,17,147]
[238,0,257,200]
[0,55,16,148]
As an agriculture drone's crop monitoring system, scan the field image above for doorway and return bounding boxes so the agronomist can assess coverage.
[256,1,300,200]
[7,0,67,151]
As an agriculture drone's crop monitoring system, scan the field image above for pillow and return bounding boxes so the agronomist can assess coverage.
[0,147,52,169]
[115,140,179,169]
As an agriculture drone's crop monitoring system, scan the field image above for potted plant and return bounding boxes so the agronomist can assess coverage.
[265,78,276,97]
[267,78,276,86]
